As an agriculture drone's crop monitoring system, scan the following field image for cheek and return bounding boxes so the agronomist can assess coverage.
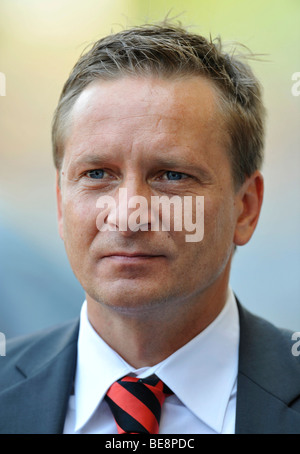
[206,195,236,250]
[62,193,99,251]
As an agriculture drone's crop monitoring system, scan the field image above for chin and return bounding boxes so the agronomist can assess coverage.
[87,283,172,315]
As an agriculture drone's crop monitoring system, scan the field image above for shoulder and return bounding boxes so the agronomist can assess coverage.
[237,301,300,400]
[0,319,79,387]
[238,301,300,360]
[235,302,300,433]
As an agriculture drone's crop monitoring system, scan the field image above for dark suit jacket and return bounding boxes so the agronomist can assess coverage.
[0,302,300,434]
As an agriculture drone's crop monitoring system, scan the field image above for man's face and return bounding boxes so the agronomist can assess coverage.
[57,76,244,314]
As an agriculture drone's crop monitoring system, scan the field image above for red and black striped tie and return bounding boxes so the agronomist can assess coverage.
[105,375,172,434]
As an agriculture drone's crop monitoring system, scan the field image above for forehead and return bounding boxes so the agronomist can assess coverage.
[64,75,226,164]
[71,75,219,124]
[72,75,217,115]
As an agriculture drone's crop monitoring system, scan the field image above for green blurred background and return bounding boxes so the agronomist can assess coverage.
[0,0,299,337]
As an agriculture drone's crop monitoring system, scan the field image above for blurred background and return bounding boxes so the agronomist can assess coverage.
[0,0,299,338]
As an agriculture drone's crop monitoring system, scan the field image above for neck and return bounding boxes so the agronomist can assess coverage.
[86,271,230,368]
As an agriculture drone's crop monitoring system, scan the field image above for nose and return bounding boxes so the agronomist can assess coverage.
[107,176,153,236]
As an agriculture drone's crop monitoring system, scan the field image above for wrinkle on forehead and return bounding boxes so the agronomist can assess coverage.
[62,76,228,172]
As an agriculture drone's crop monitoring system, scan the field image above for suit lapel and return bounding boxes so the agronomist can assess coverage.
[0,320,79,434]
[2,305,299,433]
[235,302,300,434]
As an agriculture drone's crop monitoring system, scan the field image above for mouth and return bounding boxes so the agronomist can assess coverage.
[102,252,165,262]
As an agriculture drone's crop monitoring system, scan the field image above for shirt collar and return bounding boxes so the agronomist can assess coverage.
[74,288,239,433]
[74,303,132,432]
[154,288,239,432]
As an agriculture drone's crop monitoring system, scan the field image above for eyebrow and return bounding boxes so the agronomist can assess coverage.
[66,152,116,175]
[68,151,214,183]
[71,153,112,167]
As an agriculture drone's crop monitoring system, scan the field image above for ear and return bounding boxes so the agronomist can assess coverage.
[56,170,64,241]
[233,170,264,246]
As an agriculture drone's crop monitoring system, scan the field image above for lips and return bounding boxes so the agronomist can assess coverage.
[108,252,154,256]
[103,252,163,258]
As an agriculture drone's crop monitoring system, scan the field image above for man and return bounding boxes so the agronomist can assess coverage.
[1,23,299,434]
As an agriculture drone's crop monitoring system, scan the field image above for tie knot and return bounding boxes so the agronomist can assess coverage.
[105,375,172,434]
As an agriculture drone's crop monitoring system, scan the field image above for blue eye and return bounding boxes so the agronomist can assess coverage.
[87,169,105,179]
[165,171,186,180]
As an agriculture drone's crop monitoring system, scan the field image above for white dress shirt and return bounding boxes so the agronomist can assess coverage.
[63,288,239,434]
